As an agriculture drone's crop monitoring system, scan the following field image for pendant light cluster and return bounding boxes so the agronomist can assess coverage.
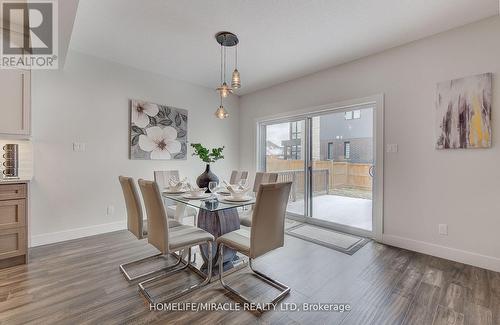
[214,31,241,119]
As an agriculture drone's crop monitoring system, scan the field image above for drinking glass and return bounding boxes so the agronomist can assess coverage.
[238,178,248,188]
[208,181,218,193]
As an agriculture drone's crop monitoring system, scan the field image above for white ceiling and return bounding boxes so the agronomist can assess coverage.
[70,0,499,95]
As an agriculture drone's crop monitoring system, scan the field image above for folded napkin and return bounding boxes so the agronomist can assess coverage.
[226,184,250,195]
[223,180,246,191]
[186,182,207,192]
[168,177,186,187]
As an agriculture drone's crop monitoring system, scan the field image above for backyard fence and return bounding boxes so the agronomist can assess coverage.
[267,158,372,201]
[274,168,329,202]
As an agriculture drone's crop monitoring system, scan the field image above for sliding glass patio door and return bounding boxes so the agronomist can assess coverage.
[260,118,307,218]
[259,103,379,238]
[309,108,374,235]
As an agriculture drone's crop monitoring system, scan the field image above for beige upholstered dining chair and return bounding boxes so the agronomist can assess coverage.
[137,179,214,304]
[154,170,198,225]
[118,176,182,281]
[119,176,145,239]
[239,172,279,227]
[229,170,249,185]
[217,182,292,312]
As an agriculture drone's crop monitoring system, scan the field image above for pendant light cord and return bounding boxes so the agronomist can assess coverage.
[220,45,223,84]
[223,46,227,83]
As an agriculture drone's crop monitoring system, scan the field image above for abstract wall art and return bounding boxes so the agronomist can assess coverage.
[130,100,188,160]
[436,73,492,149]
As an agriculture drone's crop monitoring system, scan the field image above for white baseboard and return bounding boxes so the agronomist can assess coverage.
[382,234,500,272]
[30,224,500,272]
[30,221,127,247]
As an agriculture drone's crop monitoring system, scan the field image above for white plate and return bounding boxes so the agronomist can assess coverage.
[181,193,212,200]
[221,196,253,202]
[163,189,187,194]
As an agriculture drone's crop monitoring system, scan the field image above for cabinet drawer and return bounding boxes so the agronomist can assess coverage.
[0,183,27,201]
[0,199,26,229]
[0,227,26,259]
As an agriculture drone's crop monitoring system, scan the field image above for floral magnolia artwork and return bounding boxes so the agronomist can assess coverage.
[132,102,159,128]
[138,126,181,160]
[130,100,188,160]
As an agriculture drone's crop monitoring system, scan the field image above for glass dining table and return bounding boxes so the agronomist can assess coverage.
[162,191,255,274]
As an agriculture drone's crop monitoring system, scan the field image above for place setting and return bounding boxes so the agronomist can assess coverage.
[169,179,255,205]
[162,177,188,195]
[216,179,254,204]
[162,178,212,200]
[181,184,211,200]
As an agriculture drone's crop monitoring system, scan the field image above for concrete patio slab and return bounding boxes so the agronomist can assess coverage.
[287,195,372,231]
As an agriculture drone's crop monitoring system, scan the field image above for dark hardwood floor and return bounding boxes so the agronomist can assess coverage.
[0,230,498,325]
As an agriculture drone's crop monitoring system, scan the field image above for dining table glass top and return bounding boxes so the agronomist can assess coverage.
[162,192,255,212]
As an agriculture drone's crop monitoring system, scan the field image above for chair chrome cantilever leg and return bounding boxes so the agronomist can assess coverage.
[218,244,290,313]
[248,258,290,305]
[119,252,183,282]
[138,241,213,304]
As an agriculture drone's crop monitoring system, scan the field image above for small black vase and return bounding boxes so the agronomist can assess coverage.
[196,164,219,192]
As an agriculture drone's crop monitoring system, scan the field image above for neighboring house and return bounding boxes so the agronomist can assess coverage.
[282,121,304,160]
[278,109,374,163]
[322,138,373,163]
[320,108,373,163]
[266,140,284,158]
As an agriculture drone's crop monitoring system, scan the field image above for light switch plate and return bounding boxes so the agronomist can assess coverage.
[386,144,398,153]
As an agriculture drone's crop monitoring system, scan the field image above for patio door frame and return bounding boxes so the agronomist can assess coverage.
[256,94,384,241]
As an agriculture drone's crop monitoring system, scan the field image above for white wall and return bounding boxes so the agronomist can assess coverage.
[239,16,500,271]
[31,51,240,245]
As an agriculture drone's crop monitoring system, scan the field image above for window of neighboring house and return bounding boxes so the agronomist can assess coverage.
[290,121,301,140]
[284,144,301,160]
[345,110,361,120]
[327,142,334,160]
[344,141,351,160]
[291,145,301,159]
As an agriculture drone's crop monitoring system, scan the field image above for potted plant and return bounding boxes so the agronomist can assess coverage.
[190,143,225,190]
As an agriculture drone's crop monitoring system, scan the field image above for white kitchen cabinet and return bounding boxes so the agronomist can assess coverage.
[0,69,31,137]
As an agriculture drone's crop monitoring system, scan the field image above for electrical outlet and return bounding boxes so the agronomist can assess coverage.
[106,205,115,216]
[438,224,448,235]
[73,142,86,152]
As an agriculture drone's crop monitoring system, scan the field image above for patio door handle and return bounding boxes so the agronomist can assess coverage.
[369,165,375,177]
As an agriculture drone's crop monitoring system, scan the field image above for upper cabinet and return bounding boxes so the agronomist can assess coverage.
[0,69,31,137]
